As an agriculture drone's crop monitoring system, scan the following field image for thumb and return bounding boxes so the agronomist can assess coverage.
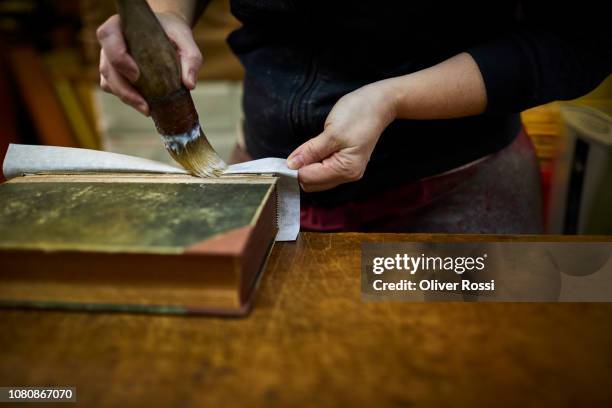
[160,18,203,90]
[287,131,341,170]
[177,34,203,90]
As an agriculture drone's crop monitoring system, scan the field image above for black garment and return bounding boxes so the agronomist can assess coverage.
[225,1,611,205]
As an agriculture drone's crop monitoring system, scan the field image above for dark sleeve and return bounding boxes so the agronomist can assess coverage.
[466,2,612,113]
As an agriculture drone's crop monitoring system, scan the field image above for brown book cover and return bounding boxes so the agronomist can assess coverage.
[0,173,279,315]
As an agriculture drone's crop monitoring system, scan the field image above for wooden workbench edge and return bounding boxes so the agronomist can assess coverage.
[296,232,612,242]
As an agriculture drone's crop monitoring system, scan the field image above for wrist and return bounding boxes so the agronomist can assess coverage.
[148,1,195,25]
[371,78,402,126]
[159,10,191,26]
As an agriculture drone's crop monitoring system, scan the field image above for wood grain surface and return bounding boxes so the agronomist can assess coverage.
[1,233,611,406]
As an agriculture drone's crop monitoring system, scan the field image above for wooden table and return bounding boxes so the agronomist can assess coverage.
[1,233,611,406]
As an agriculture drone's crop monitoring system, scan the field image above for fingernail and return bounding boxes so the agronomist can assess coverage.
[189,70,197,89]
[127,68,139,83]
[137,102,149,116]
[287,155,303,169]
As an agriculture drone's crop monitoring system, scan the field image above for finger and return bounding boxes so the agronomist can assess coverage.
[99,51,112,93]
[178,36,203,89]
[298,153,364,192]
[298,162,344,192]
[163,22,202,89]
[287,131,341,170]
[96,15,140,83]
[100,76,111,93]
[101,51,149,115]
[299,173,339,192]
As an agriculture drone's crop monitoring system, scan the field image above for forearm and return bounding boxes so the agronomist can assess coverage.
[147,0,199,25]
[380,52,487,120]
[288,55,488,190]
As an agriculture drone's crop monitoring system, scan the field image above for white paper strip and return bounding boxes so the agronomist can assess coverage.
[2,144,187,178]
[2,144,299,241]
[224,158,299,241]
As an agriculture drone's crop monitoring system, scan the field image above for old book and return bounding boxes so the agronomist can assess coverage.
[0,173,279,315]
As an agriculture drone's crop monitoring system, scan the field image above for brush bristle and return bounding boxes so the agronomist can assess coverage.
[161,125,227,177]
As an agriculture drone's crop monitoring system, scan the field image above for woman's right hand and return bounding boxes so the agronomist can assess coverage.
[96,11,203,116]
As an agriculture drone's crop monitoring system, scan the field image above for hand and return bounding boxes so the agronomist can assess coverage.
[287,81,398,192]
[96,11,202,115]
[286,53,487,192]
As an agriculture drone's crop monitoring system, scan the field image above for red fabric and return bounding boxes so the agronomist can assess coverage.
[300,128,539,232]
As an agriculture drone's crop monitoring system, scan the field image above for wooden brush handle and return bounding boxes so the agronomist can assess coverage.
[115,0,198,136]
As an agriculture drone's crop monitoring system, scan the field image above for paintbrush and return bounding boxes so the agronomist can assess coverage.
[115,0,226,177]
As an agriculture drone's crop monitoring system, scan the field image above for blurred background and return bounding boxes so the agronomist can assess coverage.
[0,0,610,234]
[0,0,243,165]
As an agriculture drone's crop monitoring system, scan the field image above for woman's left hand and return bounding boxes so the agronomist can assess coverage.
[286,53,488,192]
[286,81,397,192]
